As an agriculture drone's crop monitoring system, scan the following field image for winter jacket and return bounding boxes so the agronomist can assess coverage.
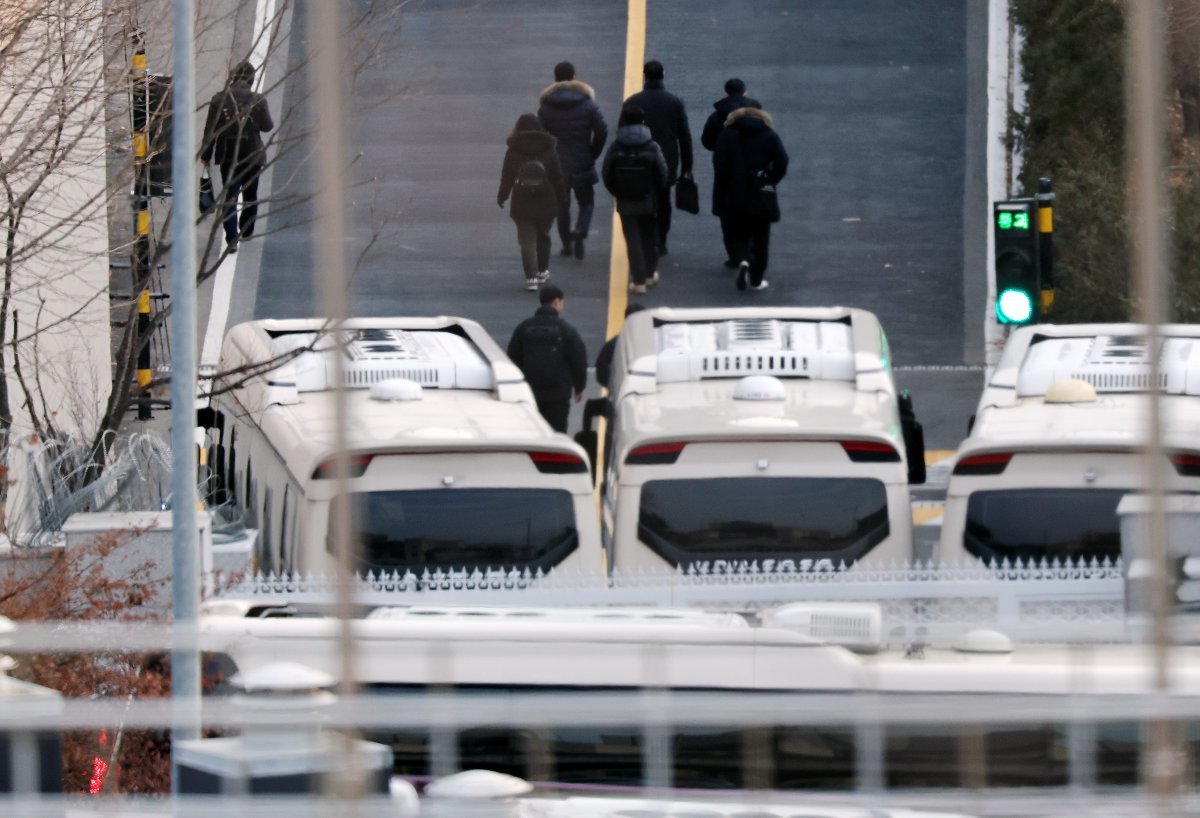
[497,129,567,223]
[200,81,274,169]
[507,306,589,403]
[601,124,668,217]
[700,93,762,152]
[712,108,789,222]
[622,79,693,185]
[537,80,608,182]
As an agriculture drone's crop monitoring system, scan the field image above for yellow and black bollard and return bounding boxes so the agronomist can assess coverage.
[132,30,153,420]
[1037,177,1055,315]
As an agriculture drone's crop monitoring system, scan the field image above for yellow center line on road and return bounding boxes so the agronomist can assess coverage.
[925,449,956,465]
[594,0,647,527]
[606,0,646,337]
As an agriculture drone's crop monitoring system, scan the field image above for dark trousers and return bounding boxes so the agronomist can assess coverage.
[719,214,737,262]
[514,218,553,277]
[655,185,673,250]
[537,398,571,433]
[218,161,262,242]
[727,215,772,286]
[619,212,659,285]
[557,174,595,245]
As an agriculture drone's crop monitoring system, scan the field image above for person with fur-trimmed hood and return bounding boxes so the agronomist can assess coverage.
[713,106,789,292]
[537,61,608,261]
[498,114,568,291]
[701,78,762,268]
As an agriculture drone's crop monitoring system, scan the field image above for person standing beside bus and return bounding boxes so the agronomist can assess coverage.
[507,284,588,433]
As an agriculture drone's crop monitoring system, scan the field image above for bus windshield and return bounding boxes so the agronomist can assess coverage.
[638,477,889,568]
[964,488,1125,565]
[341,488,579,573]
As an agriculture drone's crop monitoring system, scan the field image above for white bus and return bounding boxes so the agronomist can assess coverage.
[196,317,602,578]
[940,323,1200,566]
[200,600,1200,792]
[592,307,925,573]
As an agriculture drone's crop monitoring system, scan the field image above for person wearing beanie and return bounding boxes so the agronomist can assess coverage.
[621,59,693,257]
[537,61,608,260]
[602,105,667,295]
[498,113,567,290]
[506,284,588,433]
[713,106,789,292]
[701,78,763,268]
[200,60,274,254]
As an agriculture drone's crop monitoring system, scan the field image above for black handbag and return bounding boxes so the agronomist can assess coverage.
[674,173,699,214]
[754,170,780,222]
[198,168,216,215]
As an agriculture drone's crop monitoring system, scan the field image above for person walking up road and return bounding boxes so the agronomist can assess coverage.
[200,60,274,254]
[498,114,567,291]
[602,106,667,295]
[622,60,692,257]
[538,61,608,261]
[713,107,789,291]
[507,284,588,434]
[701,78,761,268]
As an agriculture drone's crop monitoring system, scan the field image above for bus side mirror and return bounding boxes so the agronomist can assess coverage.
[899,390,926,485]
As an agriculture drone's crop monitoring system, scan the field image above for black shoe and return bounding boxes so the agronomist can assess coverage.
[559,244,573,257]
[226,236,238,254]
[573,233,585,260]
[736,261,749,291]
[723,259,738,269]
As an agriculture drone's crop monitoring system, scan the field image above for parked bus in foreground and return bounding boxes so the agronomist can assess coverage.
[592,307,925,573]
[197,317,602,578]
[940,323,1200,566]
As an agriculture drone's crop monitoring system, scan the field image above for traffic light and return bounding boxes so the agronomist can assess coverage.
[993,199,1040,325]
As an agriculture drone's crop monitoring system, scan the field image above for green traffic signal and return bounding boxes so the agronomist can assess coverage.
[996,287,1035,324]
[993,199,1040,325]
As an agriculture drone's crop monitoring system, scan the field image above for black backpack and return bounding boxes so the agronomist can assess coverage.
[610,144,653,200]
[215,92,255,162]
[515,160,548,194]
[519,322,565,387]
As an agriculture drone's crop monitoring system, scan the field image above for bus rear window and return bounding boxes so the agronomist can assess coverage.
[342,488,578,573]
[638,477,889,567]
[964,488,1124,565]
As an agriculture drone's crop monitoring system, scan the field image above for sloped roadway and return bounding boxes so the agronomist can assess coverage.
[239,0,986,454]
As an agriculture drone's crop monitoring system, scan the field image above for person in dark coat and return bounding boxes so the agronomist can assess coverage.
[700,78,762,268]
[498,114,568,291]
[713,107,789,291]
[537,61,608,261]
[602,105,667,294]
[622,60,693,256]
[507,284,589,433]
[200,60,274,254]
[595,303,645,390]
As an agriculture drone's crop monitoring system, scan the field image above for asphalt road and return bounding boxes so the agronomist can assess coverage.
[235,0,987,451]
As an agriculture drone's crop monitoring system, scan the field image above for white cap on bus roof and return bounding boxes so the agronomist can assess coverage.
[424,769,534,799]
[1044,377,1097,404]
[733,374,787,401]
